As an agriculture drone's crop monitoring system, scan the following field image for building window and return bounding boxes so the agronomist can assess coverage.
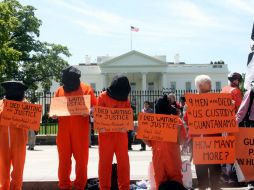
[170,81,176,90]
[90,83,96,91]
[130,82,136,91]
[216,81,221,90]
[185,82,191,91]
[148,82,154,91]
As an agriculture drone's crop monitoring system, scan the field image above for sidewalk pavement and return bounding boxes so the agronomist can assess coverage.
[22,145,249,190]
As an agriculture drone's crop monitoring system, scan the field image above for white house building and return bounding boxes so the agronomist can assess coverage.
[50,50,229,92]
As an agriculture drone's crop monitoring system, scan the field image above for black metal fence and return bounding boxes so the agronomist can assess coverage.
[3,89,221,135]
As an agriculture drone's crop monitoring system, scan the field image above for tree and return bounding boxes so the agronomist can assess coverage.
[0,0,70,91]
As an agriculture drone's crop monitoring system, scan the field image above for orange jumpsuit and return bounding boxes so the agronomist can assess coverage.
[97,91,130,190]
[55,83,97,190]
[0,100,28,190]
[221,86,242,112]
[149,119,186,189]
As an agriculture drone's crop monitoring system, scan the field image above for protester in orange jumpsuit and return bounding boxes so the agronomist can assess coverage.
[97,75,131,190]
[221,72,243,112]
[221,72,243,184]
[145,94,187,189]
[0,81,28,190]
[54,66,97,190]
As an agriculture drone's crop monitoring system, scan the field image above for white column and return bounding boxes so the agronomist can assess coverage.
[102,73,108,89]
[162,73,167,89]
[142,72,147,91]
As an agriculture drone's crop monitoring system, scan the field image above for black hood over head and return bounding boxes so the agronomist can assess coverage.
[1,81,28,101]
[61,66,81,92]
[155,94,177,115]
[106,75,131,101]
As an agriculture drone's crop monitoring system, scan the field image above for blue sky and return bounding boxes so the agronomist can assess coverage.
[19,0,254,74]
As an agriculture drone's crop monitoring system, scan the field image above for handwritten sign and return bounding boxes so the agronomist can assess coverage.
[1,100,42,131]
[235,128,254,181]
[94,106,133,132]
[193,136,235,164]
[136,112,178,142]
[185,93,239,134]
[49,95,90,117]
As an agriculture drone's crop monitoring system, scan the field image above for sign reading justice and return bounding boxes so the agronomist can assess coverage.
[185,93,239,135]
[1,100,42,131]
[49,95,91,117]
[94,106,133,132]
[193,136,235,164]
[136,112,178,142]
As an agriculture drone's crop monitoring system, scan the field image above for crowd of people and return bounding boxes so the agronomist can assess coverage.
[0,64,254,190]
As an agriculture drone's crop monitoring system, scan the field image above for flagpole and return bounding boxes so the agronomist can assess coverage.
[130,27,132,50]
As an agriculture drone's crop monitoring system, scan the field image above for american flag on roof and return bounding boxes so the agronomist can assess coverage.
[131,26,139,32]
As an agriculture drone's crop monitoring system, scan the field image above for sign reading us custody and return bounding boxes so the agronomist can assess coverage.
[185,93,239,135]
[1,100,42,131]
[136,112,179,142]
[49,95,91,117]
[94,106,133,132]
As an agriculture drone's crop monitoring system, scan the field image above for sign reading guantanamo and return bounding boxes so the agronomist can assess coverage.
[185,93,239,135]
[49,95,90,117]
[1,100,42,131]
[136,112,178,142]
[94,106,133,132]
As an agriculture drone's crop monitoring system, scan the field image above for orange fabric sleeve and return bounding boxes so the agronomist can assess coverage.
[231,88,242,111]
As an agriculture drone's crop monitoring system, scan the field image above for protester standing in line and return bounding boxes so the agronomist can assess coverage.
[220,72,243,184]
[145,94,187,189]
[54,66,97,190]
[140,101,153,151]
[192,75,222,190]
[97,75,131,190]
[0,81,28,190]
[221,72,243,111]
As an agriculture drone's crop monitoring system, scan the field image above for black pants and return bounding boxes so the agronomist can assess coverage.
[140,141,146,150]
[195,164,221,190]
[127,131,133,149]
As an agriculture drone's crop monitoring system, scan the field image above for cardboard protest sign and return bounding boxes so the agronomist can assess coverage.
[136,112,178,142]
[185,93,239,135]
[1,100,42,131]
[49,95,90,117]
[235,128,254,181]
[94,106,133,132]
[193,136,235,164]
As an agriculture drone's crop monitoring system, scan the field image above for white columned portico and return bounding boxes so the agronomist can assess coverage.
[162,73,167,89]
[142,72,147,91]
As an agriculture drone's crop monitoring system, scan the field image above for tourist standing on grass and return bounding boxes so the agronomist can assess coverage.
[97,75,131,190]
[54,66,97,190]
[0,81,28,190]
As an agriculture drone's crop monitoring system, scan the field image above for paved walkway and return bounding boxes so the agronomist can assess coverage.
[22,145,249,190]
[24,144,194,181]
